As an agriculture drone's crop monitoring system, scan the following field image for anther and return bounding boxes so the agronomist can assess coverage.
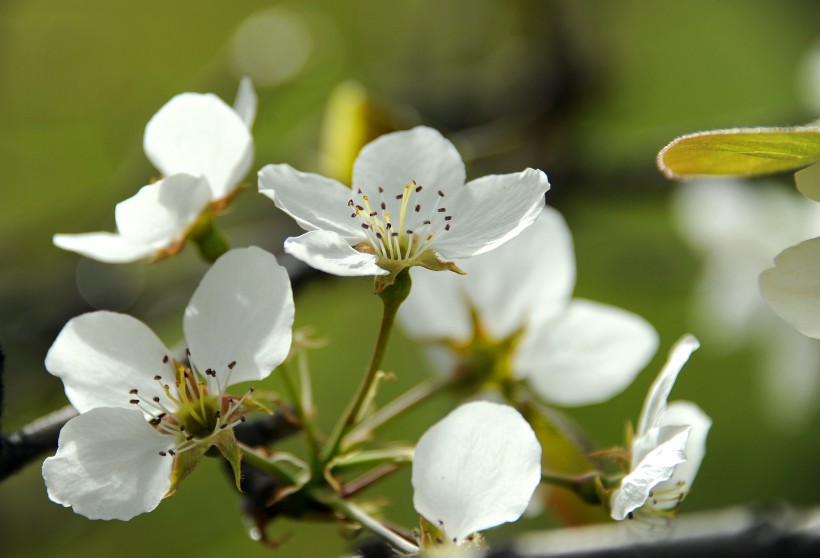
[168,449,176,456]
[423,220,431,225]
[347,199,354,206]
[445,224,451,231]
[220,423,228,430]
[415,185,423,193]
[152,396,160,402]
[159,451,167,456]
[380,202,386,210]
[406,229,413,235]
[438,207,446,213]
[414,204,421,212]
[129,399,140,405]
[228,361,236,369]
[375,232,382,239]
[438,190,444,197]
[154,375,162,381]
[350,212,357,218]
[356,204,364,211]
[369,211,377,217]
[185,348,191,357]
[395,194,403,200]
[129,389,138,395]
[378,186,384,193]
[162,355,169,364]
[361,223,370,229]
[179,425,186,432]
[444,215,452,221]
[186,434,195,441]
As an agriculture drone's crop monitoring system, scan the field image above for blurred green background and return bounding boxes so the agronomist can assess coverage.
[2,0,820,556]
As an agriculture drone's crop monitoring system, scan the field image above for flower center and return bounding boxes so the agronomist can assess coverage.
[348,181,452,263]
[128,352,252,457]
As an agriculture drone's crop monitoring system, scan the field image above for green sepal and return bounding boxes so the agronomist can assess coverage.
[414,249,465,275]
[213,428,243,492]
[166,443,209,498]
[657,126,820,179]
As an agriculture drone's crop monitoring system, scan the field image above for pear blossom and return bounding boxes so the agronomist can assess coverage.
[610,335,712,521]
[398,207,658,406]
[675,180,820,426]
[412,401,542,545]
[42,247,294,520]
[53,78,256,263]
[258,126,550,283]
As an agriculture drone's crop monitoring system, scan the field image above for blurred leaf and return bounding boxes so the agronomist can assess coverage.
[657,126,820,179]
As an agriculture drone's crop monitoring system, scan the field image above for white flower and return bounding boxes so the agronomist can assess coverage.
[675,180,820,426]
[610,335,712,521]
[398,207,658,406]
[53,78,256,263]
[42,247,294,520]
[412,401,542,545]
[258,126,550,283]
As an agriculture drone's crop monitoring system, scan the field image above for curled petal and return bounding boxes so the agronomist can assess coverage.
[609,425,689,520]
[184,247,294,386]
[258,164,363,240]
[412,401,541,543]
[433,168,550,260]
[53,232,155,263]
[637,335,700,435]
[144,92,253,200]
[517,300,658,406]
[760,236,820,339]
[284,230,387,276]
[42,407,173,520]
[653,400,712,505]
[45,311,173,413]
[114,174,210,246]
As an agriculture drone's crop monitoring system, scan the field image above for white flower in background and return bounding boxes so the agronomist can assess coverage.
[53,78,256,263]
[398,207,658,406]
[412,401,542,546]
[675,180,820,426]
[258,126,550,284]
[610,335,711,521]
[760,236,820,338]
[42,247,293,520]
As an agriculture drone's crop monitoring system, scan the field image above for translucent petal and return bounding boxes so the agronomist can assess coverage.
[258,164,363,240]
[433,168,550,259]
[653,400,712,505]
[760,236,820,339]
[284,230,387,276]
[352,127,466,215]
[518,300,658,406]
[144,92,253,200]
[412,401,541,543]
[42,407,173,520]
[53,232,154,263]
[637,335,700,436]
[609,425,689,520]
[184,247,294,386]
[45,311,174,414]
[233,76,257,129]
[114,174,210,245]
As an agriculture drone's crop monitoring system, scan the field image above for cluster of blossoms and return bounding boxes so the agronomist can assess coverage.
[40,80,712,555]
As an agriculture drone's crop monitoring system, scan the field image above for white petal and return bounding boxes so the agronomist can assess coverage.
[258,164,363,240]
[433,168,550,259]
[352,127,466,210]
[461,206,575,338]
[398,267,472,342]
[653,400,712,504]
[636,335,700,436]
[233,76,257,129]
[114,174,210,245]
[284,230,387,276]
[184,247,294,386]
[144,92,253,200]
[759,236,820,338]
[795,161,820,201]
[42,407,173,520]
[412,401,541,543]
[53,232,154,263]
[609,425,690,520]
[518,300,658,406]
[45,312,174,413]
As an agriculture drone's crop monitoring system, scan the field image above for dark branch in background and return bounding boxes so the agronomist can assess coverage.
[0,260,324,482]
[357,505,820,558]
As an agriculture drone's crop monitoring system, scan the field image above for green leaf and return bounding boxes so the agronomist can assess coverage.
[657,126,820,179]
[213,429,243,492]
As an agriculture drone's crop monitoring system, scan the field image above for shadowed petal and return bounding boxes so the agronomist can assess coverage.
[184,247,294,386]
[760,236,820,339]
[53,232,154,263]
[284,230,387,276]
[43,407,173,520]
[412,401,541,543]
[233,76,257,129]
[45,311,174,413]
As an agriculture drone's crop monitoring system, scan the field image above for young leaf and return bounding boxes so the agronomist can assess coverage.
[657,126,820,179]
